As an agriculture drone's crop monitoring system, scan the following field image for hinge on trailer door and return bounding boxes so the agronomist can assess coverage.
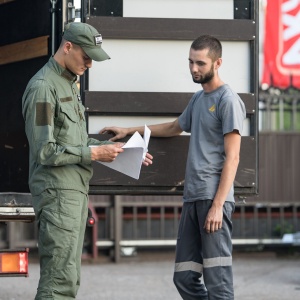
[234,0,252,19]
[67,1,76,22]
[67,1,81,21]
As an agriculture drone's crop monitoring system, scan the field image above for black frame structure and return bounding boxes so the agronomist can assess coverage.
[83,0,259,196]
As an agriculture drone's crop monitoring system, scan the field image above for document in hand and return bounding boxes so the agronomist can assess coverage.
[96,125,151,180]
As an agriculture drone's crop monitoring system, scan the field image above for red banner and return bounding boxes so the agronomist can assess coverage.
[262,0,300,89]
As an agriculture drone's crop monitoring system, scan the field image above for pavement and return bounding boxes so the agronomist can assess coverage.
[1,250,300,300]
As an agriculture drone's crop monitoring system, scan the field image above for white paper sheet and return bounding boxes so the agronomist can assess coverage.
[93,125,151,180]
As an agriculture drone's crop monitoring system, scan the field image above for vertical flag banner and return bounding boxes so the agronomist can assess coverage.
[262,0,300,88]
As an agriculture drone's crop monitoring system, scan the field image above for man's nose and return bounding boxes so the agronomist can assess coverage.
[190,63,197,72]
[85,59,92,68]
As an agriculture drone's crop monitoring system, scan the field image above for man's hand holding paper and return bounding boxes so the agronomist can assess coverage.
[95,125,153,179]
[90,143,125,162]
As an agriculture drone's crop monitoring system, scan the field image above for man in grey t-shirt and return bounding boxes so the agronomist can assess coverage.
[101,35,246,300]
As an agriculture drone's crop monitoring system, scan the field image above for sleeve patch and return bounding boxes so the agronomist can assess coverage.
[36,102,52,126]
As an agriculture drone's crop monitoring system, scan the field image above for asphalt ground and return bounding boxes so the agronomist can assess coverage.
[1,250,300,300]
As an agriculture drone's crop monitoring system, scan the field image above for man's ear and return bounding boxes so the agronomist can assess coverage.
[215,57,222,70]
[63,41,72,54]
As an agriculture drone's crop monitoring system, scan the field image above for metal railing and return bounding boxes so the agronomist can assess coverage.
[89,196,300,262]
[259,88,300,131]
[1,195,300,262]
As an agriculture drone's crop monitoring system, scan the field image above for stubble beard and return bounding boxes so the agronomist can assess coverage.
[192,65,215,84]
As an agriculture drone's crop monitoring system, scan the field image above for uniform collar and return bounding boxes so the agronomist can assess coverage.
[48,56,78,83]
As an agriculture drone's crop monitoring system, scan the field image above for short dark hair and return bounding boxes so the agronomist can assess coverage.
[191,35,222,61]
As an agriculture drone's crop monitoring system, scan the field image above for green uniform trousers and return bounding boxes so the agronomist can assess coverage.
[32,189,88,299]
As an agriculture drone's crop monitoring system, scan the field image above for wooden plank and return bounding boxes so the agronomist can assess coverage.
[85,91,256,115]
[0,0,15,4]
[0,36,49,65]
[85,91,192,115]
[87,16,256,41]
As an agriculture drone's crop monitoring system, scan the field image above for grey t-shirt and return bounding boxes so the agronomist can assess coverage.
[178,84,246,203]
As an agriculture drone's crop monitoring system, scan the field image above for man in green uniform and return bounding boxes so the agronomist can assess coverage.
[22,22,152,299]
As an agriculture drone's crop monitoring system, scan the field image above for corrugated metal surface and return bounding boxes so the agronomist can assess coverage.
[248,132,300,203]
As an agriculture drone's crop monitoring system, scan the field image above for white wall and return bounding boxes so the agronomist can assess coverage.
[90,40,251,94]
[123,0,234,19]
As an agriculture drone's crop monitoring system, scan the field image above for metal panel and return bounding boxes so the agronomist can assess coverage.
[235,137,256,192]
[89,0,123,17]
[0,0,50,46]
[0,0,50,193]
[89,135,188,194]
[88,40,251,93]
[0,193,34,222]
[88,0,244,20]
[0,57,48,193]
[234,0,252,19]
[89,135,256,195]
[123,0,234,19]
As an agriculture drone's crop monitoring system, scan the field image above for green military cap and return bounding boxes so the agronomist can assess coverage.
[63,22,110,62]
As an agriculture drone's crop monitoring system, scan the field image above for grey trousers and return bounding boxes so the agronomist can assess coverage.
[173,200,235,300]
[32,189,88,300]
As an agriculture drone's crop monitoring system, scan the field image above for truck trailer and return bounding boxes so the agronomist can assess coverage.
[0,0,259,273]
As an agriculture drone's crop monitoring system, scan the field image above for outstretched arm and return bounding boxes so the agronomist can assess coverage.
[100,119,183,141]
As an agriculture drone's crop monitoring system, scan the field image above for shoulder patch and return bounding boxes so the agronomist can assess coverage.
[36,102,52,126]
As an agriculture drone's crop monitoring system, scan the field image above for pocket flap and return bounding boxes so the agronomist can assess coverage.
[42,209,75,231]
[60,105,78,123]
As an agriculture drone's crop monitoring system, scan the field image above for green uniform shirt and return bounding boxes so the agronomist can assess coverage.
[22,57,111,196]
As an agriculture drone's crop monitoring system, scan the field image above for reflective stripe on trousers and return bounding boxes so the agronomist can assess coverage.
[173,200,235,300]
[175,256,232,272]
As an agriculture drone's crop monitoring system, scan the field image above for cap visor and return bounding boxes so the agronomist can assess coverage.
[83,46,110,62]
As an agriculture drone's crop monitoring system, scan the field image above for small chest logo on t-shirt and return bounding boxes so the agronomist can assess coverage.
[209,104,216,112]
